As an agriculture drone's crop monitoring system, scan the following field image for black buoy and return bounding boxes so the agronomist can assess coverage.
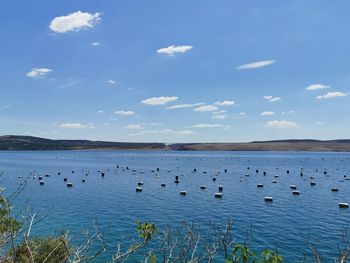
[101,172,105,177]
[157,168,160,172]
[58,172,61,175]
[287,170,290,174]
[45,174,50,177]
[39,181,44,185]
[263,172,267,176]
[38,176,43,180]
[256,169,259,173]
[194,168,197,172]
[218,186,223,192]
[82,179,85,183]
[212,177,216,182]
[224,169,227,173]
[64,178,67,182]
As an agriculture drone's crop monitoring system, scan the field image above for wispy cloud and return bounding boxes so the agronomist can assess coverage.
[157,45,193,56]
[190,124,223,128]
[125,124,144,129]
[306,84,330,91]
[0,100,22,111]
[92,42,100,46]
[316,91,348,100]
[59,123,90,129]
[27,68,52,78]
[177,130,195,135]
[107,80,115,85]
[237,60,276,70]
[266,120,298,128]
[194,105,218,112]
[54,80,82,90]
[142,96,178,105]
[263,95,281,102]
[166,103,205,110]
[315,121,325,125]
[214,100,235,106]
[50,11,101,33]
[115,110,134,116]
[261,111,275,116]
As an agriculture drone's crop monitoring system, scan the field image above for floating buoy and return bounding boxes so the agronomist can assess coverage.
[331,188,339,192]
[263,171,267,176]
[292,190,300,195]
[161,183,166,187]
[265,196,273,202]
[257,183,263,188]
[274,175,279,178]
[72,171,75,173]
[290,185,297,190]
[212,177,216,182]
[64,178,67,182]
[310,181,316,186]
[245,174,249,177]
[224,169,227,173]
[138,182,144,186]
[39,181,44,185]
[82,179,85,183]
[101,172,105,177]
[287,170,290,174]
[339,202,349,208]
[45,174,50,177]
[200,185,206,189]
[67,183,73,187]
[38,176,43,180]
[300,172,303,176]
[180,191,187,195]
[194,168,197,172]
[272,180,277,184]
[136,187,142,192]
[218,185,223,192]
[58,172,61,175]
[215,193,222,198]
[174,180,180,184]
[256,169,259,173]
[157,168,160,171]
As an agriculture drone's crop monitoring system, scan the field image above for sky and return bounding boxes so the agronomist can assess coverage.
[1,0,350,143]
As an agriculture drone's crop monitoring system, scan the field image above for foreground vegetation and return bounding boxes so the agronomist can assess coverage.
[0,176,349,262]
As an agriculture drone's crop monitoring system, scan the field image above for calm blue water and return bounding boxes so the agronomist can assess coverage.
[0,150,349,262]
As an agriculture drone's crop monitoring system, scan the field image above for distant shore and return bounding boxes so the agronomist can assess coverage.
[1,135,350,152]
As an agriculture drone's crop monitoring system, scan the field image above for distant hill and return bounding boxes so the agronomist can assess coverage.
[0,135,165,150]
[169,140,350,152]
[1,135,350,152]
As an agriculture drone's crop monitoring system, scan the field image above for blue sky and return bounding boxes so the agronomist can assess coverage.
[1,0,350,143]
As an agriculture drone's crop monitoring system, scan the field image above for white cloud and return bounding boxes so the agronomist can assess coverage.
[191,124,223,128]
[306,84,330,91]
[194,105,218,112]
[237,60,276,70]
[142,96,178,105]
[261,111,275,116]
[98,110,104,114]
[263,95,281,102]
[125,124,144,129]
[54,80,82,90]
[214,100,235,106]
[212,114,227,120]
[266,120,298,128]
[26,68,52,78]
[177,130,195,135]
[92,42,100,46]
[59,123,88,129]
[281,110,294,115]
[239,112,246,116]
[115,110,135,116]
[107,80,115,85]
[166,103,205,110]
[316,91,348,100]
[157,45,193,56]
[50,11,101,33]
[315,121,325,125]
